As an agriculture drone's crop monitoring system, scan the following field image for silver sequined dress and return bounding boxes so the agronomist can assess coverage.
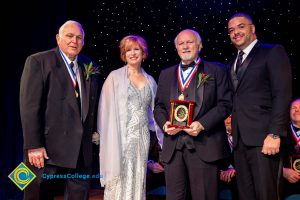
[104,83,152,200]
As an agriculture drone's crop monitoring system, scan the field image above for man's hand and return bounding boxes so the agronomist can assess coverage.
[220,168,236,182]
[163,121,182,135]
[28,147,49,169]
[183,121,204,136]
[261,134,280,155]
[92,132,100,145]
[283,167,300,183]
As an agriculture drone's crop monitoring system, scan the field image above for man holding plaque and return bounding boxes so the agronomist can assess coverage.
[154,29,232,200]
[282,98,300,197]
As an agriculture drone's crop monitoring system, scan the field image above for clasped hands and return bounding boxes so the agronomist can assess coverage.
[147,161,164,173]
[283,167,300,183]
[163,121,204,136]
[220,168,236,182]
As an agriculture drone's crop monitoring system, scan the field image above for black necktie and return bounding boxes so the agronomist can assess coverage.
[70,61,75,72]
[235,51,244,73]
[70,62,79,91]
[70,62,81,110]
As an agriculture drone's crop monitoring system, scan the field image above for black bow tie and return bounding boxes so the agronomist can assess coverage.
[181,61,196,71]
[293,125,300,132]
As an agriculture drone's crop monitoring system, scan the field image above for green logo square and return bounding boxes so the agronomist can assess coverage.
[8,162,36,190]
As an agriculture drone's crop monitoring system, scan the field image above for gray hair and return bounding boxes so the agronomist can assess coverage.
[58,20,85,38]
[174,29,202,47]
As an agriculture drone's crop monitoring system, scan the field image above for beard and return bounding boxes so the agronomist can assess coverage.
[179,53,197,62]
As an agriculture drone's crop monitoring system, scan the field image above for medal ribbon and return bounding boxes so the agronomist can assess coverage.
[291,124,300,143]
[59,49,77,88]
[178,58,201,92]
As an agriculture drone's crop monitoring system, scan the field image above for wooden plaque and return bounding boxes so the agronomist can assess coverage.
[168,99,195,128]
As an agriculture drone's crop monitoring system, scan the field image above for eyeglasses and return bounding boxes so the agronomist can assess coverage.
[228,23,252,34]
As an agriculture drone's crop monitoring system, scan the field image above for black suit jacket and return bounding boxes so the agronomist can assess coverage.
[154,60,232,163]
[228,42,292,147]
[282,125,300,197]
[20,47,100,169]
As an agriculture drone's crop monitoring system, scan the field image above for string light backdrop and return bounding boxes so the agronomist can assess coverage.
[79,0,299,96]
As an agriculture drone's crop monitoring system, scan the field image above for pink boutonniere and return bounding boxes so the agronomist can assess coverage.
[83,62,100,80]
[197,73,211,88]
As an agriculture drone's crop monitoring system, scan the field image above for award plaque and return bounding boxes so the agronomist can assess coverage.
[291,154,300,173]
[290,144,300,173]
[168,99,195,128]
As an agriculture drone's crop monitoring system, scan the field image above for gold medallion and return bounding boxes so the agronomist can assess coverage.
[178,93,184,100]
[174,105,188,122]
[169,99,195,128]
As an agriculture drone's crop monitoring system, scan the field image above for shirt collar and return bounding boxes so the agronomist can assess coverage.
[240,39,258,56]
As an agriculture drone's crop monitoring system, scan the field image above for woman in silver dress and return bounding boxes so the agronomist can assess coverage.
[97,35,163,200]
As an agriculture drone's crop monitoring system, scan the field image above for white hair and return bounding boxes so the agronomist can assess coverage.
[58,20,85,38]
[174,29,202,47]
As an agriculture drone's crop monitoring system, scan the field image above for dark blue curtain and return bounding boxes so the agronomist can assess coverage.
[0,1,69,199]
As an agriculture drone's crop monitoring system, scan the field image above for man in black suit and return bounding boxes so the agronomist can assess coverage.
[282,98,300,198]
[227,12,292,200]
[20,20,101,200]
[219,115,238,200]
[154,29,232,200]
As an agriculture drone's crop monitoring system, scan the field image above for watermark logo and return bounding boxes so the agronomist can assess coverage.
[8,162,36,190]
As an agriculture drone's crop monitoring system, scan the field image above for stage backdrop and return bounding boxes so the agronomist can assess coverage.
[83,0,299,93]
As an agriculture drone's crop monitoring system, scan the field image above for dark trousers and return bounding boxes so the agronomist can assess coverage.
[23,152,91,200]
[218,176,239,200]
[234,138,283,200]
[282,179,300,198]
[146,171,165,192]
[165,148,218,200]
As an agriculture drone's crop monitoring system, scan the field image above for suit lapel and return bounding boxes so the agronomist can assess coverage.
[77,58,91,122]
[236,42,260,89]
[193,61,204,119]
